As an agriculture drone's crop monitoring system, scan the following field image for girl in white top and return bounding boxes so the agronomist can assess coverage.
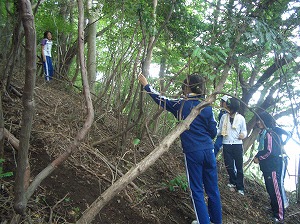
[41,31,53,81]
[217,97,247,195]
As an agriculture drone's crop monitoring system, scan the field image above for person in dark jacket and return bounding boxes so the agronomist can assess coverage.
[254,112,285,223]
[138,73,222,224]
[214,95,229,156]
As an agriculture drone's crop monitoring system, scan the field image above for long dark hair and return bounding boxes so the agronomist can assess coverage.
[44,31,51,38]
[226,98,240,114]
[257,111,276,129]
[182,73,206,97]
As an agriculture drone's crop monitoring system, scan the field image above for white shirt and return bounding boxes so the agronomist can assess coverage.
[41,38,53,57]
[217,113,247,144]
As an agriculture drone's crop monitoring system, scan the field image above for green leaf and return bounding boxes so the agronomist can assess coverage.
[133,138,141,146]
[0,172,13,178]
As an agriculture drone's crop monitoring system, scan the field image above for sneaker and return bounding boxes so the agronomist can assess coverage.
[238,190,244,195]
[227,183,236,188]
[272,217,284,223]
[191,220,198,224]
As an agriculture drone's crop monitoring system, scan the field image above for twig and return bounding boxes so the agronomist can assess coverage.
[34,91,50,106]
[48,193,69,224]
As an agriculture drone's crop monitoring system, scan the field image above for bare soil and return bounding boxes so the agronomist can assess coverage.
[1,76,299,224]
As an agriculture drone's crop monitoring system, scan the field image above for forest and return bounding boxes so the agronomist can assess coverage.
[0,0,300,223]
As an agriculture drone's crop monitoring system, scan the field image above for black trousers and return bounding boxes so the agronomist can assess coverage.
[223,144,244,191]
[263,170,284,220]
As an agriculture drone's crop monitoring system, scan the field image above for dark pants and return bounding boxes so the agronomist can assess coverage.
[263,170,284,221]
[223,144,244,191]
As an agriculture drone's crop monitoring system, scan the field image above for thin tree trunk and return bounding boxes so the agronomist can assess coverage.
[297,156,300,203]
[2,16,22,92]
[13,0,95,214]
[0,93,4,158]
[14,0,36,215]
[153,56,166,134]
[86,0,98,94]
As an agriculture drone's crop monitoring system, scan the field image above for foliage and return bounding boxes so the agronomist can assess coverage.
[164,174,188,192]
[0,0,300,221]
[132,138,140,146]
[0,159,13,179]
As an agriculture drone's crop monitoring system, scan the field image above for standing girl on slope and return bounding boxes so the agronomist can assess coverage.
[217,97,247,195]
[41,31,53,81]
[138,73,222,224]
[254,112,285,223]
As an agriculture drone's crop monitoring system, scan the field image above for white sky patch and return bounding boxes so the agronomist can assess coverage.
[149,63,160,78]
[284,138,300,192]
[277,116,300,192]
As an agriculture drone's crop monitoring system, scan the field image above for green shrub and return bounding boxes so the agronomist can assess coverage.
[0,159,13,178]
[165,174,188,191]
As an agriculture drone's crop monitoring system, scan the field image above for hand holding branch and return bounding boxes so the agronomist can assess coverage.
[138,74,148,87]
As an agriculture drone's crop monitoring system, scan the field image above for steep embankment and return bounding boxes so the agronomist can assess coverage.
[1,77,299,223]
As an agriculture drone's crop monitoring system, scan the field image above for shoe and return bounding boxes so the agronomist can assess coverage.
[227,184,236,192]
[227,183,236,188]
[272,217,284,223]
[191,220,198,224]
[238,190,244,195]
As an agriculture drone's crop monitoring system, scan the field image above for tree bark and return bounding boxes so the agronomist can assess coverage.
[14,0,36,215]
[297,156,300,203]
[86,0,98,94]
[0,93,4,157]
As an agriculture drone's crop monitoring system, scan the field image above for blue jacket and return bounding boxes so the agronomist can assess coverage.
[144,84,217,153]
[256,128,283,173]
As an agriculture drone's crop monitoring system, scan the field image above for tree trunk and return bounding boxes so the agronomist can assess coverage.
[142,0,157,77]
[153,56,166,134]
[2,15,22,92]
[14,0,36,215]
[86,0,98,94]
[297,155,300,203]
[0,93,4,158]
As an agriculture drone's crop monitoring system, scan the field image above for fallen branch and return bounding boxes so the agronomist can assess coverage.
[76,94,216,223]
[4,128,19,150]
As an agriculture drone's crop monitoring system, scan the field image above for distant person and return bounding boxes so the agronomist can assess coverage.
[214,95,229,157]
[254,112,287,223]
[217,97,247,195]
[138,73,222,224]
[41,31,53,81]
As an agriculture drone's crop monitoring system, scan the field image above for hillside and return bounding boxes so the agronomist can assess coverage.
[1,76,300,224]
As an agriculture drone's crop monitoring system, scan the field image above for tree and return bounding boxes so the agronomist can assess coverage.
[0,0,299,222]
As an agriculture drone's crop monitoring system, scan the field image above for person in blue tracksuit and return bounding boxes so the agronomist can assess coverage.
[254,112,285,223]
[41,31,54,81]
[138,73,222,224]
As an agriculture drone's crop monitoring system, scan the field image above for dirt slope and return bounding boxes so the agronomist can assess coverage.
[1,77,299,224]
